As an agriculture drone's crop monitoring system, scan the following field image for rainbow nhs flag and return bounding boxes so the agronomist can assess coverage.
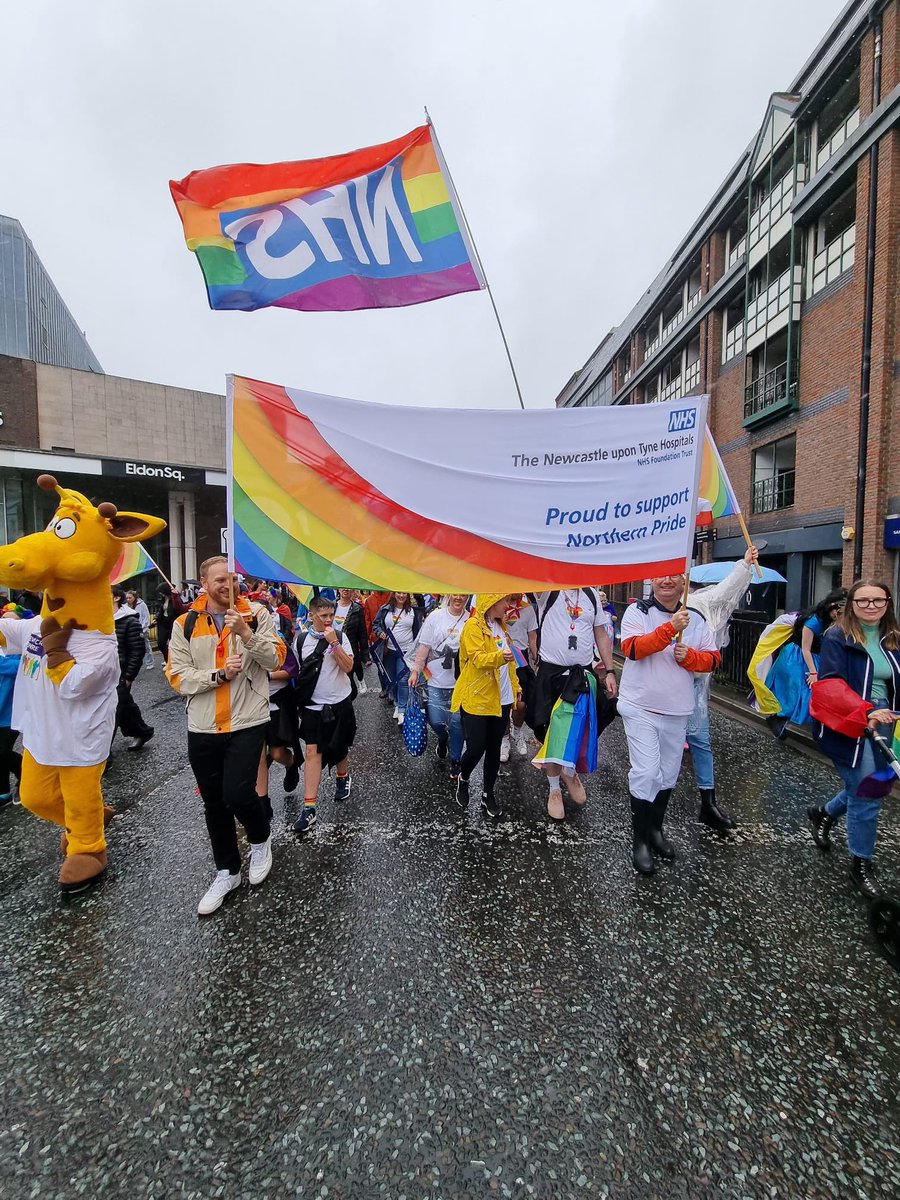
[170,125,485,313]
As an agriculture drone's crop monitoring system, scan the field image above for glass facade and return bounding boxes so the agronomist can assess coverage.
[0,215,102,372]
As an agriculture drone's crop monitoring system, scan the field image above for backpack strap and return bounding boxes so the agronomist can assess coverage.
[535,591,559,657]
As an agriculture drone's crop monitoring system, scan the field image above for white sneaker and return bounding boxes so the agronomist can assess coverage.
[197,869,241,915]
[392,706,400,720]
[397,711,405,725]
[500,735,511,763]
[358,678,368,694]
[248,836,273,886]
[514,730,530,757]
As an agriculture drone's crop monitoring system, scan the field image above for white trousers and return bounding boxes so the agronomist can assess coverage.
[617,698,688,802]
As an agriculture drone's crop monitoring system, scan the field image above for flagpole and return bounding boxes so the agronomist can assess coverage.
[425,108,526,411]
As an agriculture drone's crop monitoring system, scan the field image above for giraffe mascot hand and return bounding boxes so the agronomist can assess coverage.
[0,476,166,893]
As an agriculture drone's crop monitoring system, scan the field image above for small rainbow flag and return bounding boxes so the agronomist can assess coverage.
[110,542,156,585]
[699,427,741,519]
[170,125,485,313]
[510,644,528,669]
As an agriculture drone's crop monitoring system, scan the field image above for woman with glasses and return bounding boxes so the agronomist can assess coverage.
[763,588,847,738]
[809,581,900,898]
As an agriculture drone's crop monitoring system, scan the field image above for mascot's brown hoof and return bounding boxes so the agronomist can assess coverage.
[59,805,116,855]
[59,850,107,893]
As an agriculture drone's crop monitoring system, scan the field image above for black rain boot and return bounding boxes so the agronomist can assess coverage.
[699,788,736,831]
[807,804,835,851]
[647,789,675,860]
[630,796,655,875]
[850,856,883,900]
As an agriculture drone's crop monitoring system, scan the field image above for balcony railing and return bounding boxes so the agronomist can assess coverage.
[746,268,801,340]
[684,359,700,391]
[748,166,806,248]
[752,470,796,514]
[645,333,661,359]
[743,360,798,421]
[722,320,744,363]
[815,108,860,173]
[728,235,747,267]
[811,224,856,295]
[660,376,683,403]
[686,287,702,314]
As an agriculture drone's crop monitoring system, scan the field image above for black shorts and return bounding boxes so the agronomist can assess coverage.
[300,696,357,753]
[266,687,299,749]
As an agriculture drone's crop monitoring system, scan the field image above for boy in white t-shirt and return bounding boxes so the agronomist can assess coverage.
[292,595,356,833]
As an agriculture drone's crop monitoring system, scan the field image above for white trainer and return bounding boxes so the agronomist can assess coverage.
[248,836,273,886]
[392,706,400,720]
[197,869,241,915]
[514,729,530,757]
[499,735,511,763]
[397,710,405,725]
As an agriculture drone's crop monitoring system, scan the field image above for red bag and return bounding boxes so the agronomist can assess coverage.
[809,678,873,737]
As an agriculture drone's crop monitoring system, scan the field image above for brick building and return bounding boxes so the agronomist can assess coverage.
[557,0,900,612]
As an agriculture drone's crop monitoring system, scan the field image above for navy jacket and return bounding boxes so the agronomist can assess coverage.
[814,625,900,767]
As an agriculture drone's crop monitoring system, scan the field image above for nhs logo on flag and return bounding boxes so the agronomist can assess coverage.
[668,408,697,432]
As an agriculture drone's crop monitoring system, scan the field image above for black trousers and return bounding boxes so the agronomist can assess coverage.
[188,725,270,874]
[0,727,21,795]
[460,705,511,795]
[116,681,153,740]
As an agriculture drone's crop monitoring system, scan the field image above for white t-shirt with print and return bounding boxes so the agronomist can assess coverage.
[505,601,537,654]
[333,603,352,631]
[535,590,603,667]
[489,619,514,706]
[416,606,468,689]
[385,607,417,659]
[301,632,353,711]
[0,616,119,767]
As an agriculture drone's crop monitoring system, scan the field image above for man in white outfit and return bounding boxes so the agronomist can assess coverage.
[683,545,759,830]
[618,574,721,874]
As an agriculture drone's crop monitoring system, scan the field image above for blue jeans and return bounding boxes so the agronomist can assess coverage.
[824,740,882,859]
[685,678,715,789]
[385,651,410,710]
[426,685,464,760]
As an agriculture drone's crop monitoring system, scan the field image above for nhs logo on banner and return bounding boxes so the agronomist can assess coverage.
[668,408,697,432]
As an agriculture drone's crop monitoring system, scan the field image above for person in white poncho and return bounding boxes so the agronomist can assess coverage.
[684,545,759,830]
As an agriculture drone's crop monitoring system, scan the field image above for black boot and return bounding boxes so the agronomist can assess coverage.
[850,856,883,900]
[807,804,835,851]
[647,789,675,859]
[766,714,789,741]
[699,787,735,831]
[629,796,655,875]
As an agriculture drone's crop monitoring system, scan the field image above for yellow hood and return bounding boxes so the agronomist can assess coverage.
[474,593,510,620]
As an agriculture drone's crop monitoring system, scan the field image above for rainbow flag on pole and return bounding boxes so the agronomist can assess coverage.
[699,427,741,519]
[170,125,485,313]
[110,542,156,585]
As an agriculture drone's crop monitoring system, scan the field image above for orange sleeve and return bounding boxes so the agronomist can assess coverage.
[677,647,721,673]
[622,622,676,660]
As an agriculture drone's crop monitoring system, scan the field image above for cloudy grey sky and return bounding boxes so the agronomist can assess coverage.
[3,0,844,409]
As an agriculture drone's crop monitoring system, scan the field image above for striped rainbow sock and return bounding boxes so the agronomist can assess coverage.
[304,797,317,809]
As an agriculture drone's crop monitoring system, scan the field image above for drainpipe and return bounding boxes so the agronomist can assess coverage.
[853,14,882,581]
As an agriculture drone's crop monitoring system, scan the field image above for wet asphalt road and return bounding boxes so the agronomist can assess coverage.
[1,660,899,1200]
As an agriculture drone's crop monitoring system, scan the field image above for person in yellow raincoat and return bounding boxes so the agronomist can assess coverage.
[451,593,520,819]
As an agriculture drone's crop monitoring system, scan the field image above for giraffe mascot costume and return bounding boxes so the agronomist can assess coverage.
[0,475,165,893]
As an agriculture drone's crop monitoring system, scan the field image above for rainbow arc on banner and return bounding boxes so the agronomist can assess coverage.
[110,542,156,585]
[170,125,484,313]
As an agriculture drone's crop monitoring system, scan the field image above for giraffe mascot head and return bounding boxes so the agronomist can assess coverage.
[0,475,166,893]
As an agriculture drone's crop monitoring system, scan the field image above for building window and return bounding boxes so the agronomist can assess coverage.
[646,374,659,404]
[807,551,844,605]
[615,349,631,389]
[582,370,613,407]
[744,330,798,421]
[659,353,683,403]
[643,314,662,360]
[810,183,856,295]
[722,297,744,363]
[661,289,684,342]
[752,434,796,514]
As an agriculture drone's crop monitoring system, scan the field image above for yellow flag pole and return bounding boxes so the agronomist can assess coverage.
[736,511,764,580]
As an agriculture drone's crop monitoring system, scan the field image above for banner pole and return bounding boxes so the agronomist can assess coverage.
[736,511,764,580]
[425,108,526,411]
